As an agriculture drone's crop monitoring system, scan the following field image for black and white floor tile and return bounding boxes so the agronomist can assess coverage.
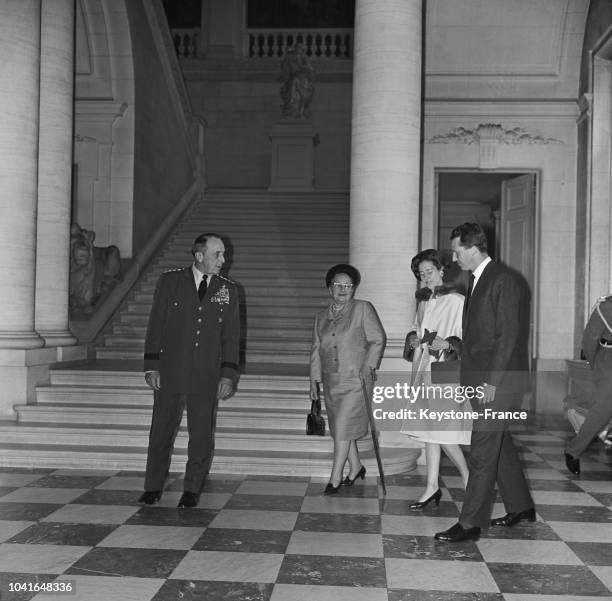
[1,422,612,600]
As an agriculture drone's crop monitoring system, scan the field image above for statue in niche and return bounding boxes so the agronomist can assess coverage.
[69,223,122,314]
[280,43,315,119]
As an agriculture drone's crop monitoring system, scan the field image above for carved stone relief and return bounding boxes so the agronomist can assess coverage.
[427,123,562,168]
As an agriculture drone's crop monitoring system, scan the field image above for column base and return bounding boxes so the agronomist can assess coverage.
[0,332,44,349]
[0,344,88,417]
[379,432,425,463]
[38,329,78,347]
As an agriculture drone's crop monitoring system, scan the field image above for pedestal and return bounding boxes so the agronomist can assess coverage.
[269,121,317,191]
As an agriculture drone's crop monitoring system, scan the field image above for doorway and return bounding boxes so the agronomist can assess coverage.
[435,169,538,360]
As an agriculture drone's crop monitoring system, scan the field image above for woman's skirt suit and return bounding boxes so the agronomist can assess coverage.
[310,299,386,440]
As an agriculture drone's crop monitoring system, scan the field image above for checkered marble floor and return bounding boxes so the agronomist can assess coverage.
[2,422,612,600]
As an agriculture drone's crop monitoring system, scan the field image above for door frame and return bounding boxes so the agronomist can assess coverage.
[434,167,541,364]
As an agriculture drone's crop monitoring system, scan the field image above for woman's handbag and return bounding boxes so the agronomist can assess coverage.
[403,332,415,362]
[430,358,461,384]
[306,395,325,436]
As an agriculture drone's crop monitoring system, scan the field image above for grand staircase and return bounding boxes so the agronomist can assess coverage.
[0,190,419,475]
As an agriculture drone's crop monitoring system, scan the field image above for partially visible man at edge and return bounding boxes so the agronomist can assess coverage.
[435,222,534,542]
[138,233,240,508]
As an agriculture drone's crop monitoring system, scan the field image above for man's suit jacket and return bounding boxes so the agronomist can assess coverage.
[461,260,530,397]
[144,267,240,394]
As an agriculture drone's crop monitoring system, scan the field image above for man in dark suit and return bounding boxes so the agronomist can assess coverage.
[138,233,240,508]
[435,222,534,542]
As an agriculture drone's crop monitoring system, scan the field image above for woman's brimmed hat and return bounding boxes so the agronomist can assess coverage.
[325,263,361,287]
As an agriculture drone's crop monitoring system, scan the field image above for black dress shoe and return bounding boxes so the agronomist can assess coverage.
[138,491,162,505]
[434,522,481,542]
[342,465,366,486]
[323,482,341,495]
[490,507,536,527]
[409,488,442,510]
[178,491,198,507]
[564,452,580,475]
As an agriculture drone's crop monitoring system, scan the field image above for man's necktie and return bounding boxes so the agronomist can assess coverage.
[465,273,475,312]
[198,275,208,301]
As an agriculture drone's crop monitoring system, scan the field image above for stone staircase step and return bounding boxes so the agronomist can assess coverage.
[119,311,316,326]
[145,265,335,277]
[112,318,314,336]
[14,404,314,430]
[240,350,310,364]
[95,347,148,360]
[103,333,311,350]
[126,297,327,311]
[96,345,310,360]
[165,239,348,250]
[0,190,398,476]
[94,347,312,363]
[49,368,308,389]
[35,386,315,410]
[0,424,335,453]
[131,290,328,303]
[0,441,417,477]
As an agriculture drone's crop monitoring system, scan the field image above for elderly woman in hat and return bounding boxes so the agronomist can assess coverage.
[310,264,386,494]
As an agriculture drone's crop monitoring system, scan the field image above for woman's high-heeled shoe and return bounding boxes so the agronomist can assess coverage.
[342,465,366,486]
[324,482,341,495]
[409,488,442,510]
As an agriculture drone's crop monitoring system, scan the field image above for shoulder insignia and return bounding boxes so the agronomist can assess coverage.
[163,267,184,274]
[216,273,236,285]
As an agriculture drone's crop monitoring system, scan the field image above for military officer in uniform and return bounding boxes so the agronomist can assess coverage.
[565,295,612,475]
[138,233,240,507]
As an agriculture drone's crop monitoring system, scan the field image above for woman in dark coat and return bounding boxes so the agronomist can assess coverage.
[310,264,386,494]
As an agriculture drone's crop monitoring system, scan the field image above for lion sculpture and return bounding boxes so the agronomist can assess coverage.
[69,223,121,313]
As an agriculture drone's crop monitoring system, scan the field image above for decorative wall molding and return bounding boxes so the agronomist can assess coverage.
[427,123,562,169]
[424,100,578,119]
[426,0,567,77]
[427,124,563,146]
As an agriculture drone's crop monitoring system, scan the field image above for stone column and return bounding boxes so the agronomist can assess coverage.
[349,0,422,358]
[35,0,77,346]
[0,0,44,349]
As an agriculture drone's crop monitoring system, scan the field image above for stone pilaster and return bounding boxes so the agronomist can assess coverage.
[0,0,44,350]
[349,0,423,365]
[35,0,77,346]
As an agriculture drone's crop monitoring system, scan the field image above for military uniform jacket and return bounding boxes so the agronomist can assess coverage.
[582,295,612,366]
[144,267,240,394]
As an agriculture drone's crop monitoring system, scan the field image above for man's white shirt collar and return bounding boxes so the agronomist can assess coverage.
[471,256,492,290]
[192,264,208,288]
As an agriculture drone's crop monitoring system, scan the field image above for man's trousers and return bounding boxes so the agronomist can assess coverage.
[144,389,216,493]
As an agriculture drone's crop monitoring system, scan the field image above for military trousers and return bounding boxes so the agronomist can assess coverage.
[566,348,612,458]
[144,388,217,493]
